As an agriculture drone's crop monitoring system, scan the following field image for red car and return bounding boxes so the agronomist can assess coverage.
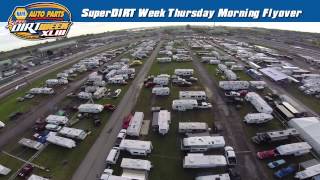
[18,164,33,178]
[104,104,116,111]
[144,82,156,88]
[122,113,133,129]
[257,149,277,159]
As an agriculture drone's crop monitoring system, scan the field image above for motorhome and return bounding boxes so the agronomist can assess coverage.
[157,110,170,135]
[106,147,121,165]
[219,81,250,90]
[58,127,87,140]
[29,87,54,95]
[46,132,76,149]
[179,91,207,101]
[243,113,274,124]
[295,164,320,180]
[120,158,152,171]
[276,142,312,156]
[157,57,172,63]
[183,153,227,168]
[174,69,194,76]
[45,115,69,125]
[18,138,44,150]
[252,128,299,144]
[78,104,104,113]
[245,92,273,114]
[127,112,144,137]
[196,174,231,180]
[93,87,107,99]
[178,122,209,133]
[153,76,169,86]
[152,87,170,96]
[77,92,92,100]
[181,136,225,152]
[119,139,152,156]
[172,99,212,111]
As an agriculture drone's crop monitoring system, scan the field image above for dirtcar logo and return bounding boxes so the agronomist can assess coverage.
[6,2,72,40]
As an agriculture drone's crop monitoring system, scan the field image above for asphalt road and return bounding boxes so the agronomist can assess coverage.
[0,39,137,100]
[189,50,270,180]
[71,40,163,180]
[0,40,140,149]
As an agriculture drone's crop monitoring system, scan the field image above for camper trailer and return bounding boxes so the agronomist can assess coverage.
[219,81,250,90]
[58,127,87,140]
[172,99,212,111]
[174,69,194,76]
[29,87,54,95]
[93,87,107,99]
[152,87,170,96]
[196,174,231,180]
[178,122,209,133]
[209,60,221,65]
[276,142,312,156]
[121,158,152,171]
[78,104,104,113]
[225,70,238,81]
[45,115,69,125]
[0,164,11,175]
[46,132,76,149]
[108,76,127,84]
[158,110,170,135]
[295,164,320,180]
[18,138,44,150]
[183,153,227,168]
[181,136,225,152]
[127,112,144,137]
[245,92,273,114]
[153,76,169,86]
[244,113,274,124]
[179,91,207,101]
[252,128,299,144]
[157,57,172,63]
[106,147,121,165]
[77,92,92,100]
[250,81,267,90]
[119,139,152,156]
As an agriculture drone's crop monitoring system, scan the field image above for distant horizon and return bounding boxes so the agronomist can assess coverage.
[1,22,320,52]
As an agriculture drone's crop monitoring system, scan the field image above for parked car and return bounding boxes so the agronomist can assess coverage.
[122,113,132,129]
[268,159,286,169]
[257,149,278,159]
[115,129,127,146]
[274,164,297,179]
[145,82,156,88]
[104,104,116,111]
[18,164,33,178]
[225,146,237,166]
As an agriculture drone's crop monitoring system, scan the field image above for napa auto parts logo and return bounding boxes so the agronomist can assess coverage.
[6,2,72,40]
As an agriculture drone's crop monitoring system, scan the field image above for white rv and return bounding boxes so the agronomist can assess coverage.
[183,153,227,168]
[276,142,312,156]
[245,92,273,114]
[46,132,76,149]
[29,87,54,95]
[45,79,59,86]
[174,69,194,76]
[93,80,106,87]
[225,70,238,81]
[152,87,170,96]
[27,174,49,180]
[157,57,172,63]
[244,113,274,124]
[78,104,104,113]
[77,92,92,100]
[181,136,225,152]
[219,81,250,90]
[252,128,299,144]
[108,76,127,84]
[249,81,267,90]
[209,60,221,65]
[0,164,11,175]
[58,127,87,140]
[153,76,169,86]
[93,87,107,99]
[172,99,197,111]
[196,174,231,180]
[119,139,152,156]
[120,158,152,171]
[18,138,44,150]
[106,147,120,165]
[157,110,171,135]
[179,91,207,101]
[45,115,69,125]
[295,164,320,180]
[127,112,144,137]
[178,122,209,133]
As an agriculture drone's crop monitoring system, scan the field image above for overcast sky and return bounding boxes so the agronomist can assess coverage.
[1,22,320,52]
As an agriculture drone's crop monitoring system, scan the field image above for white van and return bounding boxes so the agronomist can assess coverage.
[106,147,120,165]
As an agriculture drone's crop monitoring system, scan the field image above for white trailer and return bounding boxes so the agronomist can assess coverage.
[209,60,221,65]
[153,76,169,86]
[276,142,312,156]
[219,81,250,90]
[252,128,299,144]
[183,153,227,168]
[45,115,69,125]
[225,70,238,81]
[152,87,170,96]
[78,92,92,100]
[18,138,44,150]
[244,113,274,124]
[182,136,225,152]
[179,91,207,101]
[249,81,267,90]
[121,158,152,171]
[218,64,228,73]
[157,57,172,63]
[46,79,59,86]
[174,69,194,76]
[93,80,106,87]
[231,65,244,71]
[158,110,170,135]
[93,87,107,99]
[119,139,152,156]
[58,127,87,140]
[172,99,198,111]
[196,174,231,180]
[28,174,49,180]
[201,56,217,62]
[105,69,117,79]
[178,122,209,133]
[295,164,320,180]
[46,132,76,149]
[108,76,127,84]
[0,164,11,175]
[88,72,103,82]
[245,92,273,114]
[29,87,54,95]
[127,112,144,137]
[78,104,104,113]
[85,86,97,93]
[106,147,120,165]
